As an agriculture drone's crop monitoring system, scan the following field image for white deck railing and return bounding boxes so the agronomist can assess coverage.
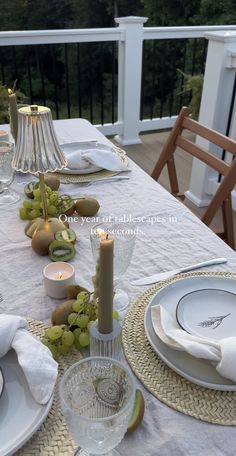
[1,17,236,145]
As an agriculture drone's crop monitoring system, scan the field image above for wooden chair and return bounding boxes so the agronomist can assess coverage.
[151,106,236,249]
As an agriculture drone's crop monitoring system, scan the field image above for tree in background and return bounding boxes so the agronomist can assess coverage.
[194,0,236,25]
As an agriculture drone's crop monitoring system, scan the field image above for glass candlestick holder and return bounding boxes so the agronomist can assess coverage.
[90,319,122,360]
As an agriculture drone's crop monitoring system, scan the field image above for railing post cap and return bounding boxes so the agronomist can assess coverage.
[115,16,148,25]
[204,30,236,43]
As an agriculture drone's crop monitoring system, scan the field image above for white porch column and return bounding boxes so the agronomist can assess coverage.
[186,31,236,207]
[114,16,147,146]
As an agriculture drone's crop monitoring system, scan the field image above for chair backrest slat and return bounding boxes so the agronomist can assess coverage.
[176,136,230,176]
[151,106,236,249]
[183,117,236,156]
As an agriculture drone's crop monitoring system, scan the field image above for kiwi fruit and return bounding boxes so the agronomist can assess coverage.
[31,229,55,255]
[55,229,76,244]
[24,181,37,199]
[49,240,76,262]
[67,284,90,300]
[44,175,60,191]
[25,218,68,238]
[51,299,75,325]
[63,201,75,216]
[127,390,145,433]
[75,197,100,217]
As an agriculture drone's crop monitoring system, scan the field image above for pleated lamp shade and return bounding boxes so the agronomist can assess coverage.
[12,105,67,174]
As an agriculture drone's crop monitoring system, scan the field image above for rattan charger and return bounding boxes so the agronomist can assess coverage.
[122,271,236,426]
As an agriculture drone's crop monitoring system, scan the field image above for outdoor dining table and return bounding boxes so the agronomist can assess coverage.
[1,118,236,455]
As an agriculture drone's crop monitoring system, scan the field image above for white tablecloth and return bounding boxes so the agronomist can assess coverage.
[1,119,236,455]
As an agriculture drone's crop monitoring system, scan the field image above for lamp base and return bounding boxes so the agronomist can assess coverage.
[90,320,122,360]
[25,217,68,238]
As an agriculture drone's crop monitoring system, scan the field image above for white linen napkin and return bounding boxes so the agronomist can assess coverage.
[151,305,236,383]
[65,144,128,172]
[0,314,58,404]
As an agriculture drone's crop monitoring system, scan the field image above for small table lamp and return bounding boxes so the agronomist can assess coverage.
[12,105,67,230]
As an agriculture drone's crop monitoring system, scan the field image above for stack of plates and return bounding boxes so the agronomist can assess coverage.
[144,275,236,390]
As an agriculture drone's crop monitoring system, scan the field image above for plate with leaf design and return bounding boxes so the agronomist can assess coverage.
[176,288,236,340]
[144,275,236,390]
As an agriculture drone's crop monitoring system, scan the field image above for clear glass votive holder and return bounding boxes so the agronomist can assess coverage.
[90,319,122,360]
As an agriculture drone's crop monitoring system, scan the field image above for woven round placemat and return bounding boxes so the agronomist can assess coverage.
[16,319,81,456]
[122,271,236,426]
[52,147,128,184]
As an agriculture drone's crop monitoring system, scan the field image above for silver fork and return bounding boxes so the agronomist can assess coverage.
[64,176,130,186]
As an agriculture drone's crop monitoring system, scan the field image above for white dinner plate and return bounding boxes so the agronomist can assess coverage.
[176,288,236,340]
[58,142,117,174]
[0,350,53,456]
[144,275,236,390]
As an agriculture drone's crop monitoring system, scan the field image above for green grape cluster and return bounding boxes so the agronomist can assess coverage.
[42,291,104,359]
[19,185,73,220]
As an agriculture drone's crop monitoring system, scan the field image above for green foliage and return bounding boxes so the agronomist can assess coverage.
[178,70,204,119]
[194,0,236,25]
[140,0,201,26]
[0,82,26,124]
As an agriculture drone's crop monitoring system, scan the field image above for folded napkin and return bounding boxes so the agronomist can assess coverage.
[0,315,58,404]
[151,305,236,383]
[65,143,128,172]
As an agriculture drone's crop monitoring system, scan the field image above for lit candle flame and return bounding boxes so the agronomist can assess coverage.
[8,88,14,95]
[59,272,63,279]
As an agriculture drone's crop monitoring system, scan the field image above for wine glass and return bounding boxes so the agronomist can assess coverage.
[59,356,135,456]
[90,222,136,312]
[0,141,20,205]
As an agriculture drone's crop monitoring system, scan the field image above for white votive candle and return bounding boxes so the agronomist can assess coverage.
[43,262,75,299]
[0,130,9,142]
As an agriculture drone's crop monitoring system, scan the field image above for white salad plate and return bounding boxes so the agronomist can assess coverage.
[59,142,117,174]
[176,288,236,340]
[144,275,236,390]
[0,350,53,456]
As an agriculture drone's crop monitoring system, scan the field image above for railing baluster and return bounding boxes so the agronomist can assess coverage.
[77,43,82,118]
[150,41,156,120]
[140,40,146,121]
[49,44,59,119]
[111,42,116,124]
[169,41,178,117]
[37,46,46,106]
[100,42,104,125]
[27,47,33,103]
[64,43,71,119]
[191,38,197,75]
[178,39,187,111]
[201,39,208,73]
[88,45,94,124]
[12,46,17,82]
[159,40,167,118]
[0,48,5,85]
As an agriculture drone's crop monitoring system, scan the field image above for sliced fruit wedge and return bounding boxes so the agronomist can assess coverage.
[127,389,145,433]
[49,240,76,262]
[55,228,76,244]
